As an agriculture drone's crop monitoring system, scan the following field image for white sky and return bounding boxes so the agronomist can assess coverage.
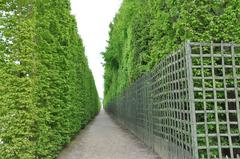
[70,0,122,98]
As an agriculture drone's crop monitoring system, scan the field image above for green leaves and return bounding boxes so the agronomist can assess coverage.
[104,0,240,106]
[0,1,100,158]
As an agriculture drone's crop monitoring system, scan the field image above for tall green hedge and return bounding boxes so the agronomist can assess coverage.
[0,1,100,158]
[103,0,240,105]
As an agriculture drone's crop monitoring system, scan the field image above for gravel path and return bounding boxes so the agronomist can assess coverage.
[58,110,160,159]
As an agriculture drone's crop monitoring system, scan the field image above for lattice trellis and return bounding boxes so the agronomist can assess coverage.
[190,42,240,159]
[106,42,240,159]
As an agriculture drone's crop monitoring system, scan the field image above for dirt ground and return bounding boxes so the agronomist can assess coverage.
[58,110,160,159]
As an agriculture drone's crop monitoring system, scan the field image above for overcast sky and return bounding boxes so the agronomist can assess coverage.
[70,0,122,98]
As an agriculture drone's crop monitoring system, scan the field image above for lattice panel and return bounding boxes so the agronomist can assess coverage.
[190,42,240,159]
[150,47,193,159]
[106,42,240,159]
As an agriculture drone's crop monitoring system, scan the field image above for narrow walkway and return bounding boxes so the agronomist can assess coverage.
[58,110,160,159]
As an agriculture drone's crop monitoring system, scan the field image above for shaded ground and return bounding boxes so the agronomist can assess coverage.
[58,110,160,159]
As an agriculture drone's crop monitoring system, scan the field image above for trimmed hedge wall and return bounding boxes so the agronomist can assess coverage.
[103,0,240,106]
[0,1,100,158]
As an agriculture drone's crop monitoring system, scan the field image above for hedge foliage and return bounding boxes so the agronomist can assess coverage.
[0,0,100,158]
[103,0,240,105]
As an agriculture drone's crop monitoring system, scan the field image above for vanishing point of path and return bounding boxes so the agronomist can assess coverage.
[58,110,160,159]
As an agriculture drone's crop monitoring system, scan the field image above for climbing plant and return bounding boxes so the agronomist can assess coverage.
[103,0,240,105]
[104,0,240,157]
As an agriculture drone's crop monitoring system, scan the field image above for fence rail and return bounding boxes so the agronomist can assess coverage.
[106,42,240,159]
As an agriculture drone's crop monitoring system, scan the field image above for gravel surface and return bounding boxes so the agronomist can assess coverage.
[58,110,160,159]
